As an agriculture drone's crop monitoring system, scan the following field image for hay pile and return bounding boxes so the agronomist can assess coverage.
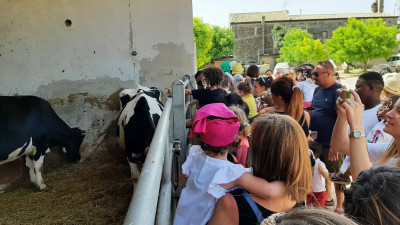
[0,161,133,225]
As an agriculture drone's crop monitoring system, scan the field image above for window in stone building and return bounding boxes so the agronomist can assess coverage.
[388,20,392,25]
[339,22,343,26]
[322,31,327,39]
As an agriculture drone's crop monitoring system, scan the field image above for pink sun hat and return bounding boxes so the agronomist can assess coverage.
[189,103,239,147]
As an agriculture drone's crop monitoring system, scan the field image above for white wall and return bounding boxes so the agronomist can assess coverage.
[0,0,195,155]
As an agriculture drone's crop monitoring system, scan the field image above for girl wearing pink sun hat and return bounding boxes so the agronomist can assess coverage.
[174,103,285,225]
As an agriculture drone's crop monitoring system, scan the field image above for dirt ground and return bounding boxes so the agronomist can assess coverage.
[337,69,362,89]
[0,159,133,225]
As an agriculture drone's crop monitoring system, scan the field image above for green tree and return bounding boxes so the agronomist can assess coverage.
[208,26,235,61]
[271,25,294,49]
[193,17,213,68]
[326,18,399,72]
[278,29,328,65]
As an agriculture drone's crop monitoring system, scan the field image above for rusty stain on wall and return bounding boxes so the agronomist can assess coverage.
[47,98,65,106]
[68,92,89,103]
[106,88,124,111]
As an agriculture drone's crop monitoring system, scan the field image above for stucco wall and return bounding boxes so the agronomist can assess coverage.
[0,0,195,156]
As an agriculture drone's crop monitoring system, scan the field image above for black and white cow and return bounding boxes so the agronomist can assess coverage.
[116,86,163,181]
[0,96,85,190]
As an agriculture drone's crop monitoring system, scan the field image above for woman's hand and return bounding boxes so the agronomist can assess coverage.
[341,90,364,130]
[336,89,347,117]
[258,106,275,115]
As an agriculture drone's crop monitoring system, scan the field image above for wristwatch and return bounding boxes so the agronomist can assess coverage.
[349,130,365,138]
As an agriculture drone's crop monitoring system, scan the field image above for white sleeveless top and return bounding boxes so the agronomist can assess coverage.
[173,145,251,225]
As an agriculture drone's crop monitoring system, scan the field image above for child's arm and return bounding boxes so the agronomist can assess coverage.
[318,165,332,186]
[220,172,285,199]
[165,88,192,95]
[179,172,188,187]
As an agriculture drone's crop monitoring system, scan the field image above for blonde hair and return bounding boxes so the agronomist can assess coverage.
[379,142,400,166]
[229,105,251,137]
[249,114,311,202]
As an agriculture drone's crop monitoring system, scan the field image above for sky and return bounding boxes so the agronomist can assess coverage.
[192,0,399,28]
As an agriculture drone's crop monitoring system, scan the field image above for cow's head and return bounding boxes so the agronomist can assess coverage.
[65,127,85,162]
[119,86,161,110]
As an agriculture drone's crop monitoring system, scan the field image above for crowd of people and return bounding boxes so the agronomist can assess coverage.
[168,60,400,225]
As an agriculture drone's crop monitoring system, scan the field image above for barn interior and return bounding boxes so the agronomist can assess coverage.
[0,0,195,224]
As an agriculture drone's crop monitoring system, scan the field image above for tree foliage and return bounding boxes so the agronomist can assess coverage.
[278,29,328,65]
[193,17,213,68]
[326,18,399,71]
[208,26,235,61]
[193,17,236,68]
[271,25,294,49]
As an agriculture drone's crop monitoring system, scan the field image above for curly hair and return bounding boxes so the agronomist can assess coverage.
[246,65,260,78]
[344,166,400,225]
[202,67,224,86]
[200,135,240,156]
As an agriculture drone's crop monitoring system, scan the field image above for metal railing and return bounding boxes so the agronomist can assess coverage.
[123,98,172,225]
[123,75,193,225]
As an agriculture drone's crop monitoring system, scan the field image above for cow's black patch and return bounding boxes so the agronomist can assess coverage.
[123,97,156,160]
[0,96,84,163]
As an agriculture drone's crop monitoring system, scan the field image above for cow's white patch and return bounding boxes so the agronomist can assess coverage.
[33,155,46,190]
[128,160,141,181]
[61,147,66,153]
[0,138,35,165]
[25,156,36,184]
[117,93,163,149]
[25,150,47,190]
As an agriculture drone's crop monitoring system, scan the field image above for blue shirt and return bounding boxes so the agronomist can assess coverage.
[309,83,342,147]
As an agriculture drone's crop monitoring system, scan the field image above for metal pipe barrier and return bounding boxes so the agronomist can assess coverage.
[123,75,194,225]
[123,97,172,225]
[156,141,173,225]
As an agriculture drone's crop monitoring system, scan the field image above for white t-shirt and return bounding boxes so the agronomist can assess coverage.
[366,120,393,144]
[174,145,251,225]
[340,104,381,173]
[363,104,382,135]
[367,142,398,167]
[311,159,328,193]
[297,79,316,102]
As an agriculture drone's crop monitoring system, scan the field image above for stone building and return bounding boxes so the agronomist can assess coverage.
[229,10,398,67]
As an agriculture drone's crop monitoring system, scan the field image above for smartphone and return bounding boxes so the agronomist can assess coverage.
[341,89,352,100]
[309,131,318,140]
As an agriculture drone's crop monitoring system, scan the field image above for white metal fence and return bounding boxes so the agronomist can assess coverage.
[123,76,192,225]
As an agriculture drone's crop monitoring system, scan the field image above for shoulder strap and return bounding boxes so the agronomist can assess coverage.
[300,111,306,127]
[242,190,264,223]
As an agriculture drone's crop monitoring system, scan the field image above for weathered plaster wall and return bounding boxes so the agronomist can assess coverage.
[0,0,195,157]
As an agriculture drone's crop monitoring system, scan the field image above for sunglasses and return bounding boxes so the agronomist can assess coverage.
[197,80,203,86]
[312,71,328,77]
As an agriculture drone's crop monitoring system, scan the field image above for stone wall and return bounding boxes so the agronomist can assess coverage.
[232,17,398,65]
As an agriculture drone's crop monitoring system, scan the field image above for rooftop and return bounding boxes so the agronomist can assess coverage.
[229,10,398,24]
